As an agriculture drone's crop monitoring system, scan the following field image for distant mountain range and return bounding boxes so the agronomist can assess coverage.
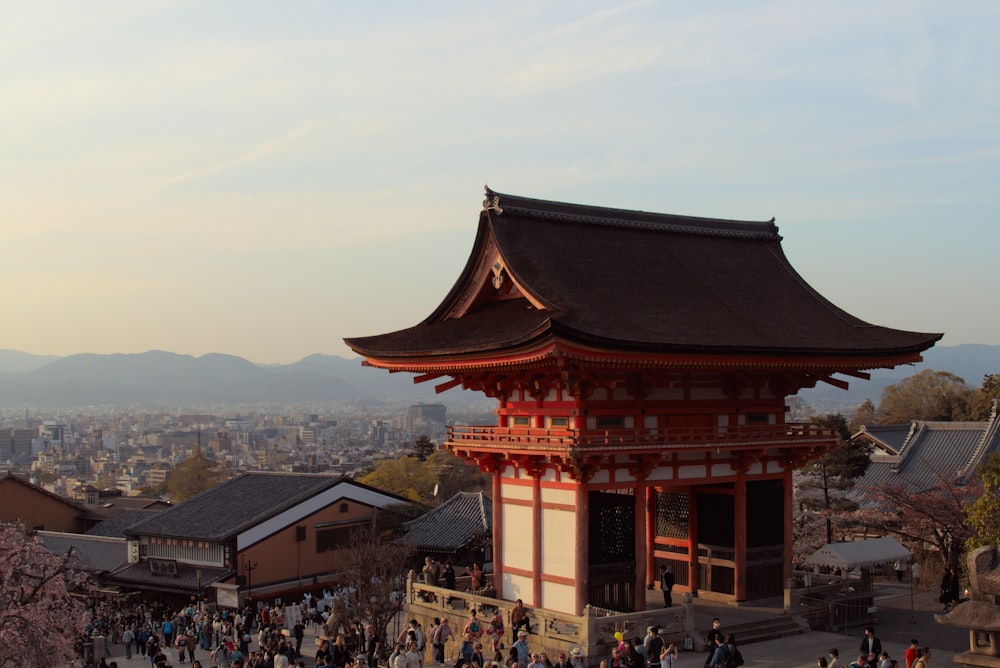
[0,349,447,408]
[797,343,1000,412]
[0,345,997,411]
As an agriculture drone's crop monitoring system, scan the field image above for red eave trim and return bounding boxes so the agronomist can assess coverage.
[359,338,926,376]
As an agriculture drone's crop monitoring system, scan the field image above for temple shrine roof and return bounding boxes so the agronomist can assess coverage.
[345,188,941,369]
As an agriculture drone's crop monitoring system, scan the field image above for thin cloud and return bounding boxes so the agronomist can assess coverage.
[147,119,328,194]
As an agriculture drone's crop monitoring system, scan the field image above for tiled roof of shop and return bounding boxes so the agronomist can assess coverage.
[400,491,491,551]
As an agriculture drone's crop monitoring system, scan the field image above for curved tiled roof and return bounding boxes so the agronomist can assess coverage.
[346,188,941,363]
[109,561,231,595]
[37,531,128,574]
[854,424,914,455]
[399,491,491,551]
[125,472,408,542]
[854,416,1000,498]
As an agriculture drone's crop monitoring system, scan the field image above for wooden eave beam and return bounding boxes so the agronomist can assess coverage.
[357,344,928,377]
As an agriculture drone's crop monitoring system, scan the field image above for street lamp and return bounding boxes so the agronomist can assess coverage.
[244,560,258,603]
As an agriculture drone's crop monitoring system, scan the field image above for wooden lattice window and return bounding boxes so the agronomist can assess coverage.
[656,491,689,540]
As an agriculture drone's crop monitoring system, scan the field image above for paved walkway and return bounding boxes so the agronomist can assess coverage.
[683,581,966,668]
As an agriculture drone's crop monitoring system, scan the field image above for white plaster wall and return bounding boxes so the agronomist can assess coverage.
[540,487,575,505]
[678,464,707,479]
[503,504,534,571]
[541,507,576,576]
[502,573,536,606]
[589,470,610,484]
[615,469,637,483]
[748,462,763,475]
[711,462,735,477]
[646,467,675,482]
[691,388,726,400]
[647,388,684,400]
[541,581,576,614]
[766,461,784,474]
[502,483,534,501]
[613,388,631,400]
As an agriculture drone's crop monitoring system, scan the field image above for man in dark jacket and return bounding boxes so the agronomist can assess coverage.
[858,627,882,660]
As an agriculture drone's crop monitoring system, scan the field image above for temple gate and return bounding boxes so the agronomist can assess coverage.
[346,187,940,614]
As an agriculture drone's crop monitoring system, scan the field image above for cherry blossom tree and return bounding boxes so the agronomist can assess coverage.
[336,527,415,665]
[0,522,96,667]
[852,466,979,569]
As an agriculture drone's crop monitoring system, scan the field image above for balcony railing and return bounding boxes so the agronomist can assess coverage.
[447,422,839,451]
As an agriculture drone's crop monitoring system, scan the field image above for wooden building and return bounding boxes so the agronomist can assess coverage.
[345,188,941,613]
[0,471,93,533]
[107,472,409,605]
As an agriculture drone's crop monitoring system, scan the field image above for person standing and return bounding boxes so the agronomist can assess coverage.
[859,627,882,659]
[405,640,424,668]
[947,569,961,610]
[893,560,906,583]
[432,618,454,664]
[512,631,530,667]
[904,641,919,668]
[468,563,484,591]
[658,566,675,608]
[828,648,841,668]
[911,563,922,589]
[553,651,573,668]
[294,620,305,658]
[464,610,484,642]
[122,626,135,661]
[703,619,723,668]
[706,637,729,668]
[442,562,457,590]
[643,627,664,668]
[487,612,505,661]
[913,648,930,668]
[423,558,441,586]
[659,643,678,668]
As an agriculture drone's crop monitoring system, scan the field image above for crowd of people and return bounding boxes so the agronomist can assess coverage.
[78,588,373,668]
[816,631,932,668]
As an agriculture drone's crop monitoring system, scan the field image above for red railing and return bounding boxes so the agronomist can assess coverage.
[447,422,838,450]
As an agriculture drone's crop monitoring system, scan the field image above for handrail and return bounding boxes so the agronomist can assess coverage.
[447,422,838,449]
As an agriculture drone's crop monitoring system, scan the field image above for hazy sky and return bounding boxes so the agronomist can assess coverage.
[2,1,997,364]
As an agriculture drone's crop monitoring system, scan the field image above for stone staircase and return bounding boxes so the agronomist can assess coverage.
[694,614,810,648]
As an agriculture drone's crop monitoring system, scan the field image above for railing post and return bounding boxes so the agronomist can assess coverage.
[783,578,796,614]
[583,604,595,664]
[682,592,695,648]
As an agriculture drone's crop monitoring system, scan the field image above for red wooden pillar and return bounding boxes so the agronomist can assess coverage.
[575,483,588,615]
[634,478,648,611]
[687,489,698,594]
[783,467,794,582]
[645,486,656,591]
[493,472,504,599]
[532,474,542,607]
[733,473,747,601]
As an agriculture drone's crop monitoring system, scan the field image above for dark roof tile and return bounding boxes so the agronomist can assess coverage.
[346,189,940,363]
[400,491,491,551]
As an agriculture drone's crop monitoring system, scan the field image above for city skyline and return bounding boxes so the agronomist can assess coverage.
[3,2,998,363]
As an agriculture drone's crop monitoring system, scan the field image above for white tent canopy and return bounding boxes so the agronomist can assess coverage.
[805,536,912,570]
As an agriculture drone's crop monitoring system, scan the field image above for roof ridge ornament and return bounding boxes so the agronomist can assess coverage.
[483,184,503,215]
[491,258,505,290]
